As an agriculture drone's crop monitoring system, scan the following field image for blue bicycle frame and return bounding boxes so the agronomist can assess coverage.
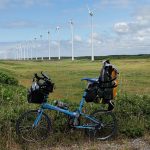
[33,91,99,129]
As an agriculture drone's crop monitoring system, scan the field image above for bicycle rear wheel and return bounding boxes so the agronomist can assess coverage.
[85,110,117,140]
[16,110,51,142]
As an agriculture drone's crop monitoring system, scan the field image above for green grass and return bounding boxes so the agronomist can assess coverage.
[0,58,150,149]
[0,58,149,100]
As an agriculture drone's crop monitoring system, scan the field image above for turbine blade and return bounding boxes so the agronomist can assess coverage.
[86,4,91,13]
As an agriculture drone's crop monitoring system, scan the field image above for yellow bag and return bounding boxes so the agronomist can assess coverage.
[111,68,119,98]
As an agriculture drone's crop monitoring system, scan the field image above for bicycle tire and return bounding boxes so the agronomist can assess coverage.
[16,110,52,142]
[85,110,117,140]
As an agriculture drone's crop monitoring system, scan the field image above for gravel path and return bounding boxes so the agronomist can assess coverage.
[41,137,150,150]
[10,136,150,150]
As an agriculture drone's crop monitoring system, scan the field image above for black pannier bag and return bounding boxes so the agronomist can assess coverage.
[40,80,54,94]
[85,83,99,103]
[85,83,104,103]
[27,80,54,104]
[27,88,47,104]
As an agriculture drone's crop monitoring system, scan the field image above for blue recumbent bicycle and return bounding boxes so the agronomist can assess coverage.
[16,72,117,142]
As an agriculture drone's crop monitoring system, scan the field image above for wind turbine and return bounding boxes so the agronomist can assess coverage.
[18,43,22,60]
[15,49,17,60]
[40,35,43,60]
[27,40,32,60]
[23,41,26,60]
[28,40,32,60]
[24,41,29,60]
[34,38,37,60]
[69,19,74,61]
[26,40,29,60]
[16,45,19,60]
[87,5,94,61]
[19,42,23,60]
[48,31,51,60]
[56,26,61,60]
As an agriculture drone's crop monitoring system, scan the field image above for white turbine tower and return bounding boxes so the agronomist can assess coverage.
[23,41,26,60]
[28,41,31,60]
[87,5,94,61]
[19,42,23,60]
[34,38,37,60]
[15,49,17,60]
[47,31,51,60]
[18,43,22,60]
[40,35,43,60]
[56,26,61,60]
[31,40,34,60]
[48,31,51,60]
[56,26,60,60]
[16,45,19,60]
[27,40,32,60]
[26,41,29,60]
[69,19,74,61]
[24,41,28,60]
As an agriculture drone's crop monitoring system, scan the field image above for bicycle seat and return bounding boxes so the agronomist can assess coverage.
[81,78,99,83]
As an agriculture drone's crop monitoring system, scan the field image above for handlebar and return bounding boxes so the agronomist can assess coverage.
[33,72,50,82]
[41,71,49,80]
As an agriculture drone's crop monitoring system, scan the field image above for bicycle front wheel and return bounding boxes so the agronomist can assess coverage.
[85,110,117,140]
[16,110,51,142]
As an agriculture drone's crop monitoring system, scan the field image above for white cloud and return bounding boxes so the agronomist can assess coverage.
[87,32,103,45]
[127,6,150,32]
[136,36,144,41]
[114,22,129,34]
[93,32,103,44]
[93,33,99,39]
[133,6,150,20]
[74,35,82,42]
[112,5,150,54]
[51,41,58,46]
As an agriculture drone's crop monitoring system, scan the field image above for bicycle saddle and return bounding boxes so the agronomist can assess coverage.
[81,78,98,83]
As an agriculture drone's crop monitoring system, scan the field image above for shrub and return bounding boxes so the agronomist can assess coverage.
[0,72,18,85]
[115,93,150,138]
[121,125,144,138]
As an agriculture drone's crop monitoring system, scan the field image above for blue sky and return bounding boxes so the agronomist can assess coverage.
[0,0,150,59]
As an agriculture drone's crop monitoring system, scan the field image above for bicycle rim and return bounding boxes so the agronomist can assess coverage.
[85,110,117,140]
[16,110,51,142]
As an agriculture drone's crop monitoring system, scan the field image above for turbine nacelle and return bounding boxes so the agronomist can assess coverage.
[87,5,94,16]
[89,11,93,16]
[69,19,74,25]
[56,26,60,31]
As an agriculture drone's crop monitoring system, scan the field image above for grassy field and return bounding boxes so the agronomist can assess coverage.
[0,58,149,101]
[0,57,150,150]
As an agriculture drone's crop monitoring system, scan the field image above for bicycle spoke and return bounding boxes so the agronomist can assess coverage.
[85,110,117,140]
[16,110,51,142]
